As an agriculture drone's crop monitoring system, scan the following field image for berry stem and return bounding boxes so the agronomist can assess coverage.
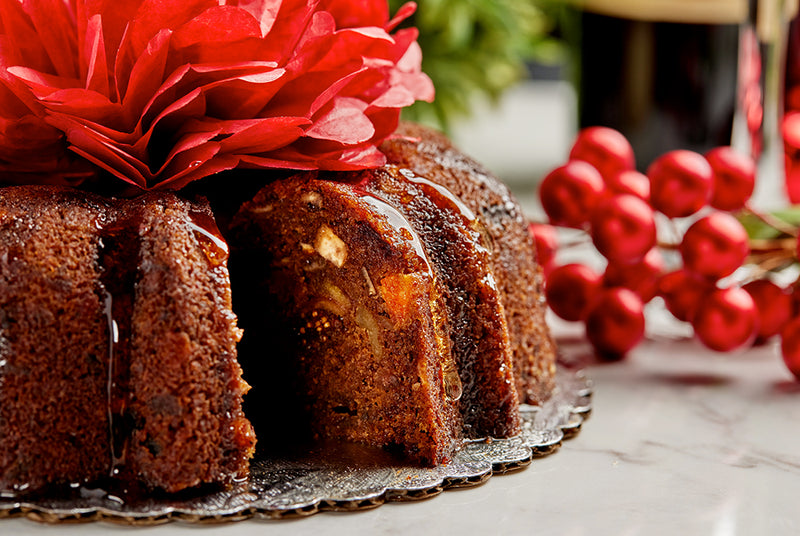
[748,237,798,254]
[743,203,799,238]
[746,250,797,276]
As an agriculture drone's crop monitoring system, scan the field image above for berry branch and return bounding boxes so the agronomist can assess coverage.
[530,126,800,380]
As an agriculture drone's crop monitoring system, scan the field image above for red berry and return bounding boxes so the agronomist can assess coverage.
[789,283,800,315]
[657,269,714,322]
[585,287,645,359]
[603,248,664,303]
[590,194,657,264]
[544,263,602,321]
[786,154,800,204]
[680,212,750,280]
[539,160,605,228]
[786,86,800,111]
[605,169,650,201]
[692,286,758,352]
[569,126,636,181]
[647,150,713,218]
[780,316,800,379]
[782,113,800,203]
[705,146,756,211]
[782,110,800,150]
[527,223,558,268]
[742,279,793,341]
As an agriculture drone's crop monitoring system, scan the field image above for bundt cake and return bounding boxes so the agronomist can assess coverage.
[0,186,255,493]
[0,124,555,491]
[226,123,555,464]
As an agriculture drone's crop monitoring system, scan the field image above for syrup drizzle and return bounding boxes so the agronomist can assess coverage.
[444,365,463,402]
[398,168,477,221]
[187,212,228,269]
[103,289,122,476]
[352,190,430,266]
[397,167,495,257]
[356,175,464,404]
[98,216,140,482]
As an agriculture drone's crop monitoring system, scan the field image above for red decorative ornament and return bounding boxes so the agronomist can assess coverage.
[603,247,664,303]
[0,0,434,190]
[584,287,645,360]
[679,212,750,280]
[538,124,800,377]
[657,269,714,323]
[647,149,713,218]
[742,279,793,342]
[539,160,605,229]
[568,125,635,181]
[705,146,756,212]
[691,287,758,353]
[589,193,657,264]
[527,222,558,270]
[544,263,602,322]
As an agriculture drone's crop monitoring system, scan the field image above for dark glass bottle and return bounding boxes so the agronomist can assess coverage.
[567,2,745,170]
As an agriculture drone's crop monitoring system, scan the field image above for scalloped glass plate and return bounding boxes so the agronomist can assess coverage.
[0,363,591,524]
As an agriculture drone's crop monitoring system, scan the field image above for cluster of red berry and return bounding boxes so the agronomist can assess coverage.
[530,126,800,379]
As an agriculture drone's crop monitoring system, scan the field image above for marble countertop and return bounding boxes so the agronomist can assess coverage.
[6,312,800,535]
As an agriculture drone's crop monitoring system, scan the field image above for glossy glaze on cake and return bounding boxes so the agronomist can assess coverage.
[0,186,255,494]
[225,125,556,462]
[352,166,521,439]
[0,123,556,491]
[229,177,462,465]
[380,123,558,404]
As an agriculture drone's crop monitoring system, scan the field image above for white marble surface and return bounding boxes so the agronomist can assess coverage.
[5,312,800,535]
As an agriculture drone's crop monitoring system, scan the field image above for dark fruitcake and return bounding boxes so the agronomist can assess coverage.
[0,123,557,490]
[0,186,255,493]
[229,176,462,465]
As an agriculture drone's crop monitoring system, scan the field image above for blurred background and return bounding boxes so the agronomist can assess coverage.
[393,0,800,210]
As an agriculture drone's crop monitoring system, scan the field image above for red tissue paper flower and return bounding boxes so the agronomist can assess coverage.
[0,0,434,190]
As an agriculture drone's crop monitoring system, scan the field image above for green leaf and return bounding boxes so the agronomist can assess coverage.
[391,0,568,131]
[739,207,800,240]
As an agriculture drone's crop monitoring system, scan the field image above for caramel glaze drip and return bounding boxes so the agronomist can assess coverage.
[349,183,431,267]
[97,206,226,485]
[97,214,140,478]
[187,209,229,270]
[350,173,463,404]
[353,165,524,439]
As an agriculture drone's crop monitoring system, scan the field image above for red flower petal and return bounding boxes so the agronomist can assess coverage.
[39,88,120,124]
[78,0,140,80]
[20,0,78,78]
[0,0,435,190]
[172,5,262,49]
[84,15,110,96]
[7,65,76,95]
[319,0,388,29]
[126,0,216,57]
[226,0,281,36]
[0,0,52,71]
[213,116,309,153]
[203,68,287,119]
[306,97,373,143]
[384,2,416,32]
[120,28,171,124]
